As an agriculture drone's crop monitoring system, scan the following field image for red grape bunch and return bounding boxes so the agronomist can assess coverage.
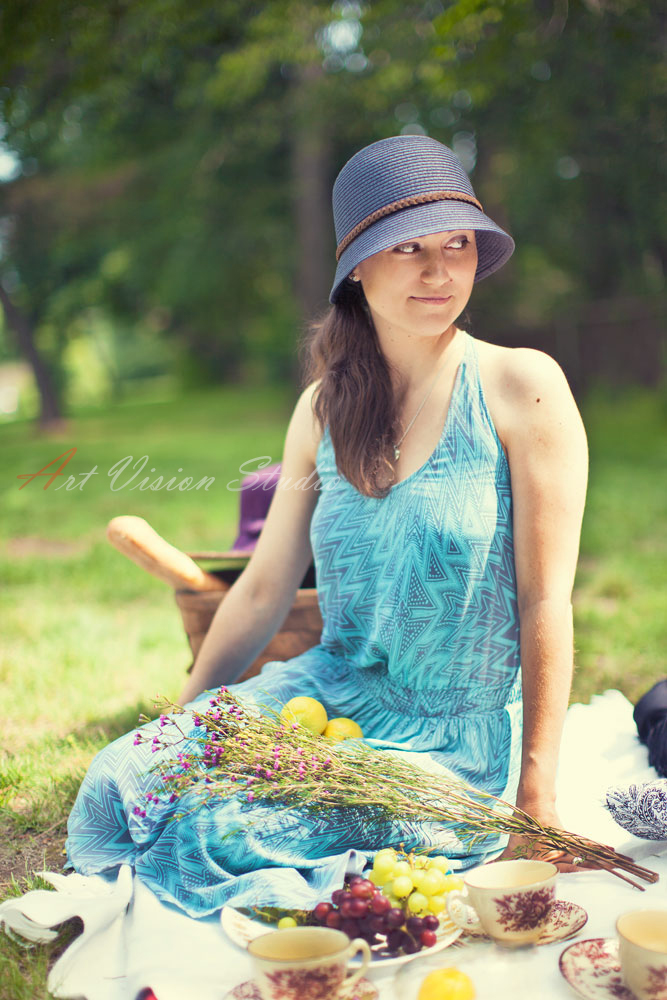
[311,875,440,956]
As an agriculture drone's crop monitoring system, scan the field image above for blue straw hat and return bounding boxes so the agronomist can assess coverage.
[330,135,515,304]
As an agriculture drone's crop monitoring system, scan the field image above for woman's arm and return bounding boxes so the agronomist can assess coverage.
[179,383,322,704]
[487,347,588,859]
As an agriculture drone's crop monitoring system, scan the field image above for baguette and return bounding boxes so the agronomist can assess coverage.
[107,515,226,592]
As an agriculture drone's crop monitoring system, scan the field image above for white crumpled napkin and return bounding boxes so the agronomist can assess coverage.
[0,866,133,999]
[0,863,257,1000]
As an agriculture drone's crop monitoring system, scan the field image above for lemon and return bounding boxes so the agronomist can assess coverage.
[418,968,476,1000]
[323,717,363,741]
[280,696,328,735]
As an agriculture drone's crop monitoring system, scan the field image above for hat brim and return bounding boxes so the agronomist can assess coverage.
[329,200,514,304]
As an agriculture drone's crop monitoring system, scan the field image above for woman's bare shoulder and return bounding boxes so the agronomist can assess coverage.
[474,338,582,444]
[476,339,567,394]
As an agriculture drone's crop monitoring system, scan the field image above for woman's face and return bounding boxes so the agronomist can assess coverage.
[354,229,478,340]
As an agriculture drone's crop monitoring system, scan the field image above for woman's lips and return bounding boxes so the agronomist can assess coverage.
[411,295,453,304]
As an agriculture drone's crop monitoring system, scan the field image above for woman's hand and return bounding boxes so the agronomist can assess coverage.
[497,797,595,873]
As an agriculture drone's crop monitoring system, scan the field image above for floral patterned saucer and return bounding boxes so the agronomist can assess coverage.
[462,899,588,946]
[559,938,634,999]
[224,977,378,999]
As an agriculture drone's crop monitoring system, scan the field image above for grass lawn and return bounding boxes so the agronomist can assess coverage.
[1,381,665,997]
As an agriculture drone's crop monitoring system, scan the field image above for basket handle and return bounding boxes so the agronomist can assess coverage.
[106,515,226,592]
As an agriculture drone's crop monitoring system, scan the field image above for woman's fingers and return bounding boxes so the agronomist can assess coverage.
[531,847,600,873]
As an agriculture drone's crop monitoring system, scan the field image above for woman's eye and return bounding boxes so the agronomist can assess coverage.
[392,236,470,254]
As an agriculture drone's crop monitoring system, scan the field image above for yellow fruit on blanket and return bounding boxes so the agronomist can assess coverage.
[280,696,328,735]
[418,967,476,1000]
[323,717,363,741]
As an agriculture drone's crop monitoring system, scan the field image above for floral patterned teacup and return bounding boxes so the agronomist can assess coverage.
[445,859,557,947]
[247,926,371,1000]
[617,909,667,1000]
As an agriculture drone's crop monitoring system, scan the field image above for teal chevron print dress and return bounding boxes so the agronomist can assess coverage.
[67,333,523,916]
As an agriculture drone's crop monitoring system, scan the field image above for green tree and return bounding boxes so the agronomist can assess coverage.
[0,0,663,424]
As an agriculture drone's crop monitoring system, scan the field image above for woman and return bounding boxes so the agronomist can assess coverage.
[67,135,588,914]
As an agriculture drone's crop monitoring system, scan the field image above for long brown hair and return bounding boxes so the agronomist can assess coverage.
[300,280,405,499]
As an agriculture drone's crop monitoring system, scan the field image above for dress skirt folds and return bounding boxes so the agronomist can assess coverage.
[66,333,524,916]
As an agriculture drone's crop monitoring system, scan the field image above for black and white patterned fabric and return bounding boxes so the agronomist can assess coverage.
[606,779,667,840]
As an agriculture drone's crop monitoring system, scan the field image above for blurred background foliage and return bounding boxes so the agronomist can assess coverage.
[0,0,664,425]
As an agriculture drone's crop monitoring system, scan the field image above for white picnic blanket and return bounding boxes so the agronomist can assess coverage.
[2,690,667,1000]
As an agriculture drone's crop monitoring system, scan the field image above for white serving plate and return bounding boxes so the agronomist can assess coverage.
[220,905,463,970]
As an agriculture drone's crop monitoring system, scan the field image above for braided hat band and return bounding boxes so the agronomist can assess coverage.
[335,190,484,262]
[329,135,514,304]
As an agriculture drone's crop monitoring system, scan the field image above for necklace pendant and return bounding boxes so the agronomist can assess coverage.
[393,445,400,461]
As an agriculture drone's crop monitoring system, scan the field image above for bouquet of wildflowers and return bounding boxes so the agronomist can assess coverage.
[134,686,658,890]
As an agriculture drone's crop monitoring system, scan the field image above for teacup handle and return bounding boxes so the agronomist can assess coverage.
[445,889,484,934]
[345,938,371,989]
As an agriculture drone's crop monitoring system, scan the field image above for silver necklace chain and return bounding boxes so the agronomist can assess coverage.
[393,355,451,462]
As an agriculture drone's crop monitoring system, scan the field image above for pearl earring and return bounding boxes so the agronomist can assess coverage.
[350,273,360,282]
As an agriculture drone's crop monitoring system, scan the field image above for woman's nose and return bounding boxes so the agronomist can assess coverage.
[420,251,451,283]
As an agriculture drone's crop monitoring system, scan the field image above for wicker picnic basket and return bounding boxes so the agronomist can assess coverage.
[106,515,322,683]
